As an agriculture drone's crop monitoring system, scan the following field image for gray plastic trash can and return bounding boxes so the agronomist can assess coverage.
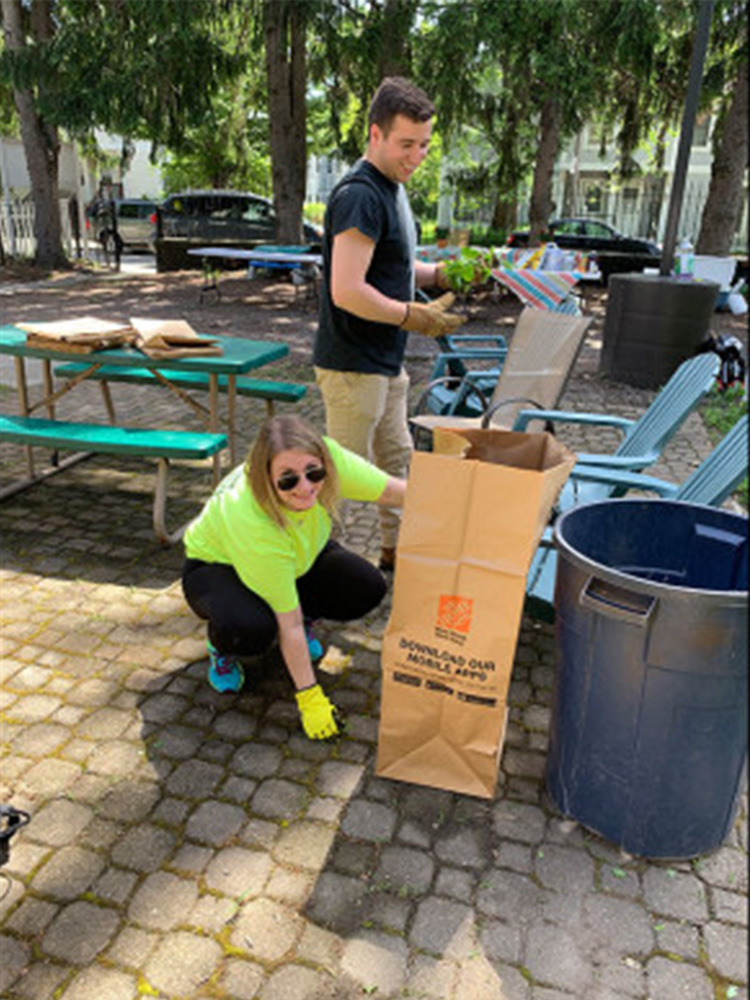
[547,499,748,859]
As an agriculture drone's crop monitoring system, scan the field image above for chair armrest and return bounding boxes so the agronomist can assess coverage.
[512,408,636,434]
[431,351,506,380]
[571,451,659,470]
[436,348,507,361]
[538,526,554,548]
[443,333,508,351]
[569,464,680,497]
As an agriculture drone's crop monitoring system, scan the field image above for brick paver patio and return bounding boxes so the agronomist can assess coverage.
[0,272,746,1000]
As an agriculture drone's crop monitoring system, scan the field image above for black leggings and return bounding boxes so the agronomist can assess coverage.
[182,540,387,656]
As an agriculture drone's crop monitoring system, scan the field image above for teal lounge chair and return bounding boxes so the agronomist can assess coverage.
[526,412,748,620]
[514,352,721,508]
[428,332,509,403]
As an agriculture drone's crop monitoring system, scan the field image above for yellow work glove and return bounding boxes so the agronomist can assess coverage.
[401,292,466,338]
[295,684,339,740]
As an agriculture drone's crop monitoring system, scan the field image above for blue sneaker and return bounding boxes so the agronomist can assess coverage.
[207,641,244,693]
[305,622,324,662]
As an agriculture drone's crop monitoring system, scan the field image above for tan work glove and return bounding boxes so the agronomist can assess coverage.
[401,292,466,338]
[435,263,452,291]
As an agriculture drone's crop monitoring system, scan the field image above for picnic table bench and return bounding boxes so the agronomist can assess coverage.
[0,413,226,544]
[53,363,307,417]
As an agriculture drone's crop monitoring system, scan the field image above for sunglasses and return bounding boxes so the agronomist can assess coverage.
[275,464,327,492]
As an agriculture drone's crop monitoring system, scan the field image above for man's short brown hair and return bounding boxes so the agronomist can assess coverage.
[368,77,435,135]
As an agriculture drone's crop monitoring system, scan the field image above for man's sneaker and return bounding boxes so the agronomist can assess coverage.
[207,641,244,693]
[305,622,324,662]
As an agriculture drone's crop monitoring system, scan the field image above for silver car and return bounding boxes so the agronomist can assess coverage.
[87,198,158,252]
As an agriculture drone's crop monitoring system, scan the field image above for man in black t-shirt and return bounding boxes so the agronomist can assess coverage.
[313,77,464,571]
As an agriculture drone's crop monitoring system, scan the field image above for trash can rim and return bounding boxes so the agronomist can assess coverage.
[553,498,749,599]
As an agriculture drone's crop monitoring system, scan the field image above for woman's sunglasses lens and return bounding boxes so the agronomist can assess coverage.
[276,474,299,491]
[276,466,326,491]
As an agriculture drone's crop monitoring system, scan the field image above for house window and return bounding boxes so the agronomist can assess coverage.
[693,114,711,147]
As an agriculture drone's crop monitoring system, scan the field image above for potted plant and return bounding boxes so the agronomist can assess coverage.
[435,225,450,248]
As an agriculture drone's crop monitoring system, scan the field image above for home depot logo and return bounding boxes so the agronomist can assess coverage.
[435,595,473,644]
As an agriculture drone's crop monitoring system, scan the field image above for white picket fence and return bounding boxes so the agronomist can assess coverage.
[0,197,78,258]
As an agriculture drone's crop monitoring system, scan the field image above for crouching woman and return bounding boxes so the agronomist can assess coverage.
[181,414,405,740]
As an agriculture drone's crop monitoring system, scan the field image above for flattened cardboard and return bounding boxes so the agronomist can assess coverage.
[19,316,134,353]
[130,317,222,359]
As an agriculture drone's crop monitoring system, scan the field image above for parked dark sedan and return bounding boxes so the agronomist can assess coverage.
[507,218,660,257]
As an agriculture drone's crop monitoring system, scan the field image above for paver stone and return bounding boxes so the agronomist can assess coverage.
[142,930,223,996]
[41,900,120,964]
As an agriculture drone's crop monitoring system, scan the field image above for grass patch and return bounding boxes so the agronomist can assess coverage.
[701,384,748,508]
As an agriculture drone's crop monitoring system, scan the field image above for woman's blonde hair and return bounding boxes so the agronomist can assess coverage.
[246,415,340,528]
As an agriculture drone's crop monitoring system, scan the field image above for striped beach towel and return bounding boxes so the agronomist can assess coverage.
[491,268,580,310]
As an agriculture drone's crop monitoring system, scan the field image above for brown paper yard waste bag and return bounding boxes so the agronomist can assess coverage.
[376,428,576,799]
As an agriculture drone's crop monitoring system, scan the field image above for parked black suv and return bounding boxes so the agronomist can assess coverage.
[157,190,322,245]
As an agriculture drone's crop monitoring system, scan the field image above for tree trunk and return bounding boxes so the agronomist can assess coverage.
[491,196,516,234]
[1,0,66,269]
[696,59,748,256]
[264,0,307,245]
[528,97,562,246]
[642,171,667,242]
[377,0,414,78]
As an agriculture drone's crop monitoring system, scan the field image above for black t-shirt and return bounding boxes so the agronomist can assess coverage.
[313,159,416,376]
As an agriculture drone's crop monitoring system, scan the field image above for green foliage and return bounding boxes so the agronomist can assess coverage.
[303,202,327,226]
[159,107,271,195]
[310,0,421,161]
[703,384,747,436]
[441,246,494,295]
[702,384,748,506]
[0,75,19,136]
[586,0,699,177]
[469,225,508,246]
[0,0,244,148]
[407,132,443,223]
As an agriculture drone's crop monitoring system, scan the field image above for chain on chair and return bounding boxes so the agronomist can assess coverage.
[0,804,30,868]
[410,376,490,451]
[480,397,557,434]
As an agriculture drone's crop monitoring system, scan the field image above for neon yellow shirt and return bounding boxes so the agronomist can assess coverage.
[183,437,389,613]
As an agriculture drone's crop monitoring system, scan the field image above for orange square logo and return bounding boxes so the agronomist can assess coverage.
[436,595,473,635]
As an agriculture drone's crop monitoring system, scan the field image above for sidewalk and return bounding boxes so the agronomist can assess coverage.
[0,285,746,1000]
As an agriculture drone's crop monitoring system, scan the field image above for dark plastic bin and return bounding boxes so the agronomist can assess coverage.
[600,274,720,388]
[547,499,748,859]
